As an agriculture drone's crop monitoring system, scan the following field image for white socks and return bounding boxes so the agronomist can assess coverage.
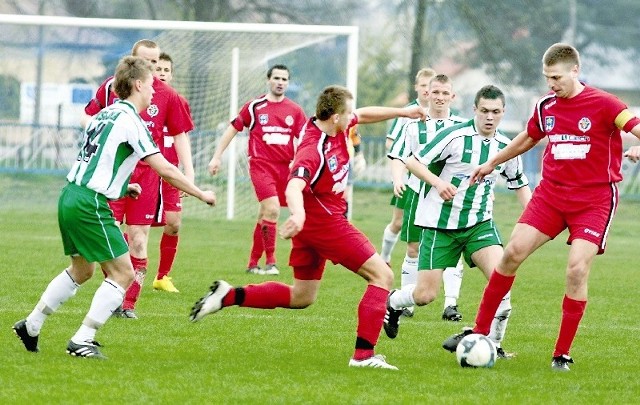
[443,259,464,308]
[71,279,125,344]
[488,291,512,345]
[380,225,399,263]
[389,284,416,310]
[400,255,418,288]
[26,268,79,336]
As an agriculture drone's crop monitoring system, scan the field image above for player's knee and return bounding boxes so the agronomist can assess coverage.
[165,222,180,235]
[290,291,316,309]
[413,288,437,306]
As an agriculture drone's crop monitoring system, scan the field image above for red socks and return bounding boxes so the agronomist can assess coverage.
[474,269,515,335]
[221,282,293,309]
[353,284,388,360]
[553,295,587,357]
[262,220,278,265]
[122,256,147,310]
[157,233,179,280]
[248,222,264,268]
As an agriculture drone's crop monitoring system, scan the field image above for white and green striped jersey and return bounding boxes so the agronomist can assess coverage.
[386,99,425,142]
[387,111,466,192]
[414,119,528,229]
[66,100,160,199]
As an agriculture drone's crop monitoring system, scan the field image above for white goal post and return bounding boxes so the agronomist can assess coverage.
[0,14,359,220]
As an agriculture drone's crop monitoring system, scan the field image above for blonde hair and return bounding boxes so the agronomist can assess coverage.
[543,43,580,67]
[131,39,158,56]
[415,68,436,84]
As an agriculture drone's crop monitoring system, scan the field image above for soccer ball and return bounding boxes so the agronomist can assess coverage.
[455,334,497,368]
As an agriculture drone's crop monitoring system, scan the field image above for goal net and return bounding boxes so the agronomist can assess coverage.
[0,14,358,218]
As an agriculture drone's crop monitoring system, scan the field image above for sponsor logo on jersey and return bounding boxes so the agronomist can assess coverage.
[285,115,294,126]
[259,114,268,125]
[328,155,338,172]
[549,134,590,143]
[545,116,555,131]
[147,104,159,117]
[262,133,291,145]
[578,117,591,133]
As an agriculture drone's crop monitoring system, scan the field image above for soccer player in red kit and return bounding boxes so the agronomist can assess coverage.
[443,43,640,371]
[84,40,194,318]
[150,52,193,293]
[190,85,426,370]
[208,65,307,276]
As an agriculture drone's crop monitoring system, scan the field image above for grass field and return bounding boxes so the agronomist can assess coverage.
[2,174,640,404]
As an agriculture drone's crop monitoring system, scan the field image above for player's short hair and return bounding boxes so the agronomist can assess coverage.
[474,85,505,107]
[430,74,451,86]
[415,67,436,84]
[543,43,580,67]
[131,39,158,56]
[114,56,154,100]
[267,64,290,79]
[315,85,353,120]
[159,52,173,70]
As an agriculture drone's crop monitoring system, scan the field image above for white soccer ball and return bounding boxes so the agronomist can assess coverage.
[455,333,497,368]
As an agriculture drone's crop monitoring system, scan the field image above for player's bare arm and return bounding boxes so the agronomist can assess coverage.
[208,125,239,175]
[390,158,407,198]
[355,105,426,124]
[173,132,195,183]
[405,155,456,201]
[145,153,216,206]
[470,130,538,183]
[280,178,306,239]
[623,122,640,162]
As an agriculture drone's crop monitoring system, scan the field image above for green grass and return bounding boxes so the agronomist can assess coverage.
[2,175,640,403]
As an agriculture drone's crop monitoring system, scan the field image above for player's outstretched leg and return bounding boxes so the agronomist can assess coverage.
[190,280,233,322]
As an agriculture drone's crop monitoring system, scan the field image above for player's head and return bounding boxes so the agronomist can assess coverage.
[266,64,290,98]
[316,85,354,132]
[542,43,581,98]
[131,39,160,67]
[114,56,155,109]
[414,67,436,105]
[156,52,174,84]
[427,74,454,117]
[473,85,505,137]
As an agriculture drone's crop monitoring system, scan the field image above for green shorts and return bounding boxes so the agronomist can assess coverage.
[389,191,408,210]
[400,188,422,243]
[418,220,502,270]
[58,183,129,263]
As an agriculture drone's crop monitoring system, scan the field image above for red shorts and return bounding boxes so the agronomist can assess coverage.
[289,213,376,280]
[518,179,618,254]
[109,164,162,225]
[249,158,289,206]
[152,179,182,227]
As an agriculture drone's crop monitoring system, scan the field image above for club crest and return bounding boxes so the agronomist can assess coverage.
[545,116,555,132]
[328,155,338,172]
[259,114,268,125]
[578,117,591,133]
[146,104,159,117]
[285,115,294,126]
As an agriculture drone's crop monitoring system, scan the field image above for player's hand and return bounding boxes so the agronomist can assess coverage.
[435,180,457,201]
[280,213,305,239]
[624,146,640,163]
[126,183,142,199]
[403,105,427,120]
[199,190,217,206]
[470,163,494,184]
[353,153,367,176]
[208,156,222,176]
[392,179,405,198]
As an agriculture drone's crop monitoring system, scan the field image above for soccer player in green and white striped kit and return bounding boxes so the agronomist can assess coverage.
[385,85,531,358]
[12,56,216,359]
[386,74,466,321]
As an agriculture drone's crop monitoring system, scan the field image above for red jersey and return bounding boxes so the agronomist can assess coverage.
[163,94,192,166]
[527,85,640,186]
[85,76,194,147]
[231,96,306,163]
[289,115,358,217]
